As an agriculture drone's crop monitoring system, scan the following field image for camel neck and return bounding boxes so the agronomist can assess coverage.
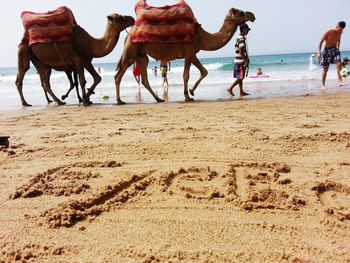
[198,19,237,51]
[91,25,120,58]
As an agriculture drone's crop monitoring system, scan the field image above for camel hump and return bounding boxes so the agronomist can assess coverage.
[134,0,195,23]
[21,6,77,46]
[131,0,197,44]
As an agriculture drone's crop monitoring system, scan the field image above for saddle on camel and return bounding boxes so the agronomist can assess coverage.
[130,0,198,43]
[21,6,77,46]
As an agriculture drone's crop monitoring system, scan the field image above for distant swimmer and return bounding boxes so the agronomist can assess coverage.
[318,21,346,89]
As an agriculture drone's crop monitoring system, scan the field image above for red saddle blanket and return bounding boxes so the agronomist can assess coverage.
[21,6,77,46]
[130,0,197,44]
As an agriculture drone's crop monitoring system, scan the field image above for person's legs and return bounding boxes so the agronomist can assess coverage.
[137,75,141,86]
[239,81,249,96]
[227,79,241,96]
[228,64,243,96]
[228,64,249,96]
[135,75,140,85]
[321,66,329,89]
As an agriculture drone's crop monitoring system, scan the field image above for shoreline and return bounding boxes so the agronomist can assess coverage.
[0,91,349,262]
[1,78,349,112]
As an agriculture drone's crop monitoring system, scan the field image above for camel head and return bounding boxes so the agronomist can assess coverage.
[106,14,135,32]
[226,8,255,25]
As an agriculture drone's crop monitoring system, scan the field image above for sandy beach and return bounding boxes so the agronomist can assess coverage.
[0,91,350,262]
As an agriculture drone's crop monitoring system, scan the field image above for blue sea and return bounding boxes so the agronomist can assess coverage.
[1,51,349,109]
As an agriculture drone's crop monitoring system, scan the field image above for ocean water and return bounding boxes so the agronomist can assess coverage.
[1,51,349,110]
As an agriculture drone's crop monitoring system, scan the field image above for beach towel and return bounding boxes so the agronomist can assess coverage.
[21,6,77,46]
[130,0,197,44]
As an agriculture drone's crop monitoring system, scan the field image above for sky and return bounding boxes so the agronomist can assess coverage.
[1,0,349,67]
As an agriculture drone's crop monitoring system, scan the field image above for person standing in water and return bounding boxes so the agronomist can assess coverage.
[227,23,251,97]
[133,62,141,86]
[309,54,317,70]
[153,66,158,77]
[160,60,171,86]
[318,21,346,89]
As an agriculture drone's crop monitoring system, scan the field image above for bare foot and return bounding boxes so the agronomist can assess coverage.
[227,89,234,96]
[339,82,346,87]
[321,85,327,90]
[240,91,250,96]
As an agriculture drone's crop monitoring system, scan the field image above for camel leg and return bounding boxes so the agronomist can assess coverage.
[61,70,75,101]
[85,63,102,101]
[137,55,164,103]
[38,72,53,104]
[183,58,194,101]
[43,89,53,104]
[37,66,66,105]
[15,43,32,106]
[73,71,83,103]
[189,56,208,96]
[76,65,89,106]
[114,56,134,105]
[61,70,82,103]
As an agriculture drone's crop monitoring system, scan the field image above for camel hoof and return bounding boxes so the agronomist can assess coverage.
[57,101,66,106]
[87,89,95,95]
[185,97,195,102]
[61,95,67,100]
[22,102,32,107]
[82,99,92,106]
[189,89,195,96]
[117,100,126,105]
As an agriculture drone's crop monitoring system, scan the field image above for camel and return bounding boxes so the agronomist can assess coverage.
[16,11,134,106]
[114,1,255,105]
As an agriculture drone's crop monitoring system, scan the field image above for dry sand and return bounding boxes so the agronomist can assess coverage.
[0,92,349,262]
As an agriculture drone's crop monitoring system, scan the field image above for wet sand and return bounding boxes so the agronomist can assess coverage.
[0,91,349,262]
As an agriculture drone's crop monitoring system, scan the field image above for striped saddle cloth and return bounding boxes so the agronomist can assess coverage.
[130,0,197,44]
[21,6,77,46]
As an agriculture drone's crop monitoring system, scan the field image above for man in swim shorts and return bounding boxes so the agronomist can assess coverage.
[160,60,171,86]
[318,21,346,89]
[227,23,251,97]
